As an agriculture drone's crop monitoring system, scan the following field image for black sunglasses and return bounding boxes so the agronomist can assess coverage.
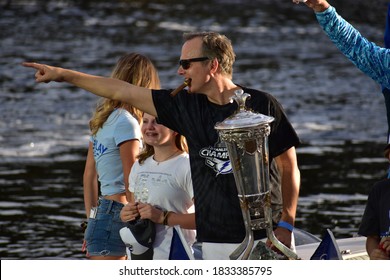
[179,57,209,70]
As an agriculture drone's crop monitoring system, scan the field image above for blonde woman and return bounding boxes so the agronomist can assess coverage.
[82,53,160,260]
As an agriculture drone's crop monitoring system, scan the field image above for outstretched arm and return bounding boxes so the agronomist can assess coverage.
[22,62,157,116]
[293,1,390,88]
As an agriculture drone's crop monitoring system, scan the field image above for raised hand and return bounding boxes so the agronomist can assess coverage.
[293,0,330,12]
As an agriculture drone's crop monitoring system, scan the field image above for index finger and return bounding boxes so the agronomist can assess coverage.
[22,62,40,69]
[22,62,45,74]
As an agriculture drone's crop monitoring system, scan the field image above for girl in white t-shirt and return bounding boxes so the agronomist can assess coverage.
[120,113,196,259]
[82,54,160,260]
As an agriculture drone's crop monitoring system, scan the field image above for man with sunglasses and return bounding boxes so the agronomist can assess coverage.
[179,57,209,70]
[23,31,301,260]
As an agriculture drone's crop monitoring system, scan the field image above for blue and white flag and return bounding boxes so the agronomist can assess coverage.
[169,226,195,260]
[310,229,342,260]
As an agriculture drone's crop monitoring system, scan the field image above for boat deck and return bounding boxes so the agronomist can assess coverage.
[296,236,369,260]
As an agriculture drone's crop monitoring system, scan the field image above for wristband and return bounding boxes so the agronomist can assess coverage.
[277,221,294,232]
[163,211,173,226]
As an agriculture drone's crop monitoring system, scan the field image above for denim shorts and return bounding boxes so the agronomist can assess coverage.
[84,198,127,257]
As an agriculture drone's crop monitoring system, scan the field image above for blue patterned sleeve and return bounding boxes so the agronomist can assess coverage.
[316,6,390,88]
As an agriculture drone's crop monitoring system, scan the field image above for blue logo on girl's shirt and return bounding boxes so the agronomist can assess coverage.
[92,138,108,158]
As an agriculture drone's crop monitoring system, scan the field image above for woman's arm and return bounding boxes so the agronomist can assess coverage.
[83,142,99,218]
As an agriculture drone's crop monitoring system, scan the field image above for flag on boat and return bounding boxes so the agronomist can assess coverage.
[169,226,195,260]
[310,229,342,260]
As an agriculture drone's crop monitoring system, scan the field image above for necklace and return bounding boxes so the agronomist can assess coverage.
[153,150,180,165]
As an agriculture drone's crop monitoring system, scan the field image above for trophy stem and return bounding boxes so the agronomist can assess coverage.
[264,206,299,260]
[229,204,254,260]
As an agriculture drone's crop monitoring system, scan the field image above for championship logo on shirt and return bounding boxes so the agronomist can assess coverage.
[199,139,232,176]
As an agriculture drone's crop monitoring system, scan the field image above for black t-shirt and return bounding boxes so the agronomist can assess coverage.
[152,86,300,243]
[358,179,390,237]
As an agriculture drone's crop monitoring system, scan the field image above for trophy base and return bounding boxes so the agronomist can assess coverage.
[249,241,287,260]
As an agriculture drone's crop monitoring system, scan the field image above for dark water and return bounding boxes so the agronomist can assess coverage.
[0,0,389,259]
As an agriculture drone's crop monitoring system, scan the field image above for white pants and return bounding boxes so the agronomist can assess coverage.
[202,235,296,260]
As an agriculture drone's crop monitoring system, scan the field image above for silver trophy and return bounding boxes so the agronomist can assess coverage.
[215,89,299,260]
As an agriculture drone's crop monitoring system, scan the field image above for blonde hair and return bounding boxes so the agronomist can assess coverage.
[138,134,188,165]
[89,53,160,135]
